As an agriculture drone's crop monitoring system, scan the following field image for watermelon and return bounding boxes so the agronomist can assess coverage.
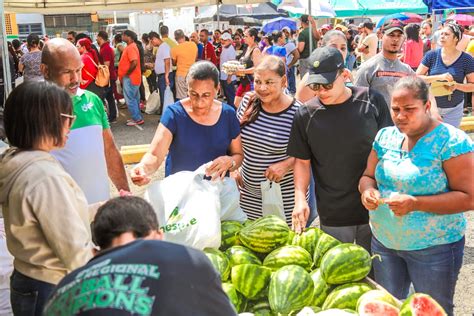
[263,245,313,271]
[238,215,290,253]
[313,233,340,268]
[358,301,400,316]
[222,282,246,313]
[221,221,244,250]
[296,306,322,315]
[203,248,231,281]
[322,282,373,311]
[269,265,314,314]
[399,293,447,316]
[231,264,272,300]
[291,227,323,256]
[320,243,372,284]
[287,229,296,245]
[249,299,273,316]
[310,269,333,307]
[243,219,254,227]
[356,290,400,311]
[226,245,262,266]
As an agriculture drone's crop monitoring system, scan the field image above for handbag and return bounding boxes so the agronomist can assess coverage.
[85,55,110,87]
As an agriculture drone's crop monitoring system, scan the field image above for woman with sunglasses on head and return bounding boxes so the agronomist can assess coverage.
[288,47,391,249]
[359,77,473,315]
[0,81,96,315]
[416,22,474,128]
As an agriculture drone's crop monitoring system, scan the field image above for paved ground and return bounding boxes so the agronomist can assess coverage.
[110,104,474,315]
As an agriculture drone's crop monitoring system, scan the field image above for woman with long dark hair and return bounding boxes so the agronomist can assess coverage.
[18,34,43,81]
[400,23,423,70]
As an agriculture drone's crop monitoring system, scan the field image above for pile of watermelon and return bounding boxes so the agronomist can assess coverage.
[204,215,447,316]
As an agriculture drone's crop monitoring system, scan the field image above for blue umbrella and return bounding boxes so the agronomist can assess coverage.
[262,17,297,33]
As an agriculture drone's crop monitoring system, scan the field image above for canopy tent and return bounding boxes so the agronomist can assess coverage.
[277,0,335,18]
[194,2,286,23]
[423,0,473,11]
[329,0,428,17]
[4,0,267,13]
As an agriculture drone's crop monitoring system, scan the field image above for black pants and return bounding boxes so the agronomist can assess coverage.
[104,80,117,120]
[146,71,157,93]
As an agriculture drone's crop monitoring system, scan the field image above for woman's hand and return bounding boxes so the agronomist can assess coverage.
[264,161,290,183]
[130,163,152,186]
[231,170,244,190]
[206,156,233,180]
[386,194,417,216]
[440,73,454,82]
[235,69,246,77]
[361,188,381,211]
[292,200,310,234]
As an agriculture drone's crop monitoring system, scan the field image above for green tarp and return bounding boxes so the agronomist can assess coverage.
[330,0,428,17]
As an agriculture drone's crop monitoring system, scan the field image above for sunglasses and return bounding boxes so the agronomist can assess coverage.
[308,73,342,91]
[61,113,77,128]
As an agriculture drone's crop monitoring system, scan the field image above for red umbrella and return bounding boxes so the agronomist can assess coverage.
[400,12,424,24]
[447,14,474,27]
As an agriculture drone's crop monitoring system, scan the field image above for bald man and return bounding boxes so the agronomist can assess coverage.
[190,31,204,60]
[41,38,129,204]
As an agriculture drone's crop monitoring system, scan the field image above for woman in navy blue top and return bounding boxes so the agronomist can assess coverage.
[416,22,474,128]
[130,61,243,184]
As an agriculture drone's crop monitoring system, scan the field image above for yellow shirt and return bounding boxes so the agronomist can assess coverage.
[466,39,474,57]
[163,37,178,49]
[171,41,198,77]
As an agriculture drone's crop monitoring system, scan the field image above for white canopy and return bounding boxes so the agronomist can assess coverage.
[4,0,266,13]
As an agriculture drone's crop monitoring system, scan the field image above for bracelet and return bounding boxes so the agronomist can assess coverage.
[229,157,236,170]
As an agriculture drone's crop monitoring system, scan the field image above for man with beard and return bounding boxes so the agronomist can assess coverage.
[41,38,129,204]
[355,19,415,108]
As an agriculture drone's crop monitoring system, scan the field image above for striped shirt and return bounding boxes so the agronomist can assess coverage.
[237,94,302,225]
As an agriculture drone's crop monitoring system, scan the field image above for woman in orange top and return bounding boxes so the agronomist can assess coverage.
[76,38,103,98]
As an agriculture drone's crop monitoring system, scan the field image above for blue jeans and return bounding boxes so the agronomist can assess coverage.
[346,53,356,71]
[122,76,142,121]
[157,72,175,113]
[10,270,55,316]
[221,80,236,107]
[306,173,318,227]
[372,236,464,316]
[287,66,296,94]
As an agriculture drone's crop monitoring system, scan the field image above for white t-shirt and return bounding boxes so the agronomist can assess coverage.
[285,42,297,66]
[361,33,378,62]
[154,42,172,75]
[220,45,237,81]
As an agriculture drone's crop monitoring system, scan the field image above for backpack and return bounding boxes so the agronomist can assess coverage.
[86,55,110,87]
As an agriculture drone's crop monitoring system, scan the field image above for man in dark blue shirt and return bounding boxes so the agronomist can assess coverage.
[43,197,237,316]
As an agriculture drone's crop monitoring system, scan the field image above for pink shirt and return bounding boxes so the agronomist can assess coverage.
[402,39,424,69]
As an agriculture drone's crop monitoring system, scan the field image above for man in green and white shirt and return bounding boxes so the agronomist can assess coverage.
[41,38,129,203]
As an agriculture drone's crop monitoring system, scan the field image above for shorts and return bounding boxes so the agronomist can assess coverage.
[236,83,252,97]
[175,76,188,100]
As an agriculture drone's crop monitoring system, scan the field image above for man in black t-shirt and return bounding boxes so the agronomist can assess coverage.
[43,197,236,316]
[288,47,392,252]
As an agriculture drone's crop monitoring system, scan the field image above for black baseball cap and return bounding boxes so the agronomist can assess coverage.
[306,47,345,85]
[382,19,405,35]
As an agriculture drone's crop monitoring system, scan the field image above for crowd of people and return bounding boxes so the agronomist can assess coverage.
[0,12,473,316]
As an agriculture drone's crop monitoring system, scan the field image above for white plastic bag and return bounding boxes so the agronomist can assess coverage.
[260,180,285,220]
[144,164,221,249]
[162,86,174,114]
[220,177,247,222]
[145,90,160,114]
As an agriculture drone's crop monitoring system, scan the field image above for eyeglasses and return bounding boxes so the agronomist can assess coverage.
[61,113,77,128]
[308,73,342,91]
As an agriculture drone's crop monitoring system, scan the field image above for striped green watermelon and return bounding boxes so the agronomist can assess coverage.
[263,245,312,271]
[287,229,296,245]
[399,293,447,316]
[320,243,372,285]
[269,265,314,315]
[226,245,262,266]
[222,282,246,313]
[231,264,272,300]
[315,309,358,315]
[238,215,290,253]
[291,227,323,256]
[310,269,333,307]
[322,282,373,311]
[220,221,243,250]
[243,219,254,227]
[249,299,273,316]
[313,233,341,268]
[203,248,230,281]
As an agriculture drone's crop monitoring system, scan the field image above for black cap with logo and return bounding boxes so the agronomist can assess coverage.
[306,47,345,85]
